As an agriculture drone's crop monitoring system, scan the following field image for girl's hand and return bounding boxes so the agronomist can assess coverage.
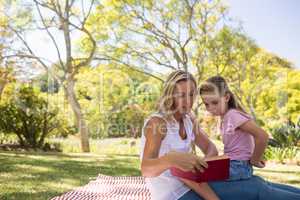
[167,151,208,173]
[250,159,266,168]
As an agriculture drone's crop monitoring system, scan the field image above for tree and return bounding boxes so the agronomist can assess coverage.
[74,65,161,138]
[0,0,17,99]
[255,69,300,127]
[90,0,227,80]
[5,0,97,152]
[0,66,15,99]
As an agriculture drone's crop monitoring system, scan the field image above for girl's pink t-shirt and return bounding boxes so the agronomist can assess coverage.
[220,109,254,160]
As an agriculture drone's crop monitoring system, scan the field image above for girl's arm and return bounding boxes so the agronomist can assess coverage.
[180,178,220,200]
[141,117,207,177]
[239,120,269,167]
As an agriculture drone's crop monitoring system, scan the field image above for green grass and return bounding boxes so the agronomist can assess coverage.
[0,138,299,200]
[0,145,141,200]
[255,163,300,187]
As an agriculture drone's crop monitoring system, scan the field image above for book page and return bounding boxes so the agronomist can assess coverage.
[204,154,229,162]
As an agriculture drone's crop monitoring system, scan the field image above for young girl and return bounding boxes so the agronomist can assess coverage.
[199,75,269,181]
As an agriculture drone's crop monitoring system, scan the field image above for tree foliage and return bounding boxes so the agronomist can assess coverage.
[0,0,299,146]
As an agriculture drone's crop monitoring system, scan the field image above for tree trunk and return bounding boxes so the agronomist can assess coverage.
[0,81,7,100]
[38,111,48,148]
[64,78,90,152]
[16,132,25,147]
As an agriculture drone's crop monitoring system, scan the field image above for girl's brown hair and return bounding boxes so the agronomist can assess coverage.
[199,76,246,113]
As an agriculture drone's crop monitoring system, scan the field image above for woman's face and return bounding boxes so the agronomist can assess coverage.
[173,80,196,115]
[201,93,229,116]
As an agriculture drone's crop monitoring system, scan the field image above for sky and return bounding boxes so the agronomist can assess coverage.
[225,0,300,69]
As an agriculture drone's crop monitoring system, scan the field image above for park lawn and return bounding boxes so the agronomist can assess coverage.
[254,163,300,186]
[0,150,141,200]
[0,138,299,200]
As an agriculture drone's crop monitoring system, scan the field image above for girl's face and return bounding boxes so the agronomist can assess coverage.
[173,80,196,115]
[201,93,230,116]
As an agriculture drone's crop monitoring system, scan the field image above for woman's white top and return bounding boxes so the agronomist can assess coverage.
[140,113,195,200]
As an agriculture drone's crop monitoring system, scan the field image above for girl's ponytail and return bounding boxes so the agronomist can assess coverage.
[227,91,246,113]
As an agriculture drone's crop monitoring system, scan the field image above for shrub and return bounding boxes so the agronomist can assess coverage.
[264,146,299,164]
[0,86,60,149]
[269,118,300,148]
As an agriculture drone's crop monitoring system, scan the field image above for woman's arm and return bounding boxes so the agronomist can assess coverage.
[189,113,218,157]
[184,113,219,200]
[239,120,269,168]
[141,117,207,177]
[194,125,218,157]
[140,117,169,177]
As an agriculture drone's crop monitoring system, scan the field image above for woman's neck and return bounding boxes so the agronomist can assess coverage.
[173,112,184,122]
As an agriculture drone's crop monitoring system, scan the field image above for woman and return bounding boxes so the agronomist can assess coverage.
[140,70,300,200]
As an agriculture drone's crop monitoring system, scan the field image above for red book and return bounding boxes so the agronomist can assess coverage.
[170,155,230,182]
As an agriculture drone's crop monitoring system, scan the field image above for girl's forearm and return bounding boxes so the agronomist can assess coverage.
[251,134,269,161]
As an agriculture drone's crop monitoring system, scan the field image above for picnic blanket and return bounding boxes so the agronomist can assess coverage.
[50,174,151,200]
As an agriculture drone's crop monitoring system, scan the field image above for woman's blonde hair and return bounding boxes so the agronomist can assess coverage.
[157,70,197,120]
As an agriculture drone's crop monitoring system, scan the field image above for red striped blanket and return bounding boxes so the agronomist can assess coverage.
[51,174,151,200]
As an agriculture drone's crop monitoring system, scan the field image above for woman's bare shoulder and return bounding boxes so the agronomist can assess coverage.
[144,116,167,139]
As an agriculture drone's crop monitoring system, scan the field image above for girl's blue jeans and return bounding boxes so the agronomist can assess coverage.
[178,176,300,200]
[228,160,253,181]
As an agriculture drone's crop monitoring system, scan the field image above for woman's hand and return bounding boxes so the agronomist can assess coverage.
[250,159,266,168]
[167,151,208,173]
